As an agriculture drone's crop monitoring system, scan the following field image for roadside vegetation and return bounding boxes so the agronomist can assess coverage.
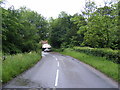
[48,1,120,50]
[1,1,44,84]
[0,52,2,87]
[73,47,120,64]
[2,52,41,83]
[48,1,119,83]
[60,48,119,82]
[1,0,119,84]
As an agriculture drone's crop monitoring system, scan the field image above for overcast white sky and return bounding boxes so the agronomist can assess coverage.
[4,0,114,19]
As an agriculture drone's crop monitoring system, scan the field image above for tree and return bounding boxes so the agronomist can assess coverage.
[2,7,48,54]
[2,7,22,53]
[79,1,119,49]
[70,13,87,45]
[49,12,82,48]
[82,0,97,19]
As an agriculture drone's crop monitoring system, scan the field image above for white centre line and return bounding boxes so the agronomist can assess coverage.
[57,61,60,67]
[53,56,58,61]
[55,69,59,87]
[55,57,58,61]
[53,55,60,87]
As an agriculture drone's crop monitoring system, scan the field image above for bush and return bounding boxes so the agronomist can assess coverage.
[73,47,120,63]
[52,48,64,52]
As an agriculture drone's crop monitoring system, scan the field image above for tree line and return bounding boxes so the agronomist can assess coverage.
[1,1,120,54]
[49,1,120,49]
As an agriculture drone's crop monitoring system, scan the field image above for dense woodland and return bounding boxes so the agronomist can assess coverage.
[1,1,120,54]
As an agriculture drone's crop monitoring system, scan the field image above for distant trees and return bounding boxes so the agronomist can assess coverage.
[48,1,119,49]
[2,0,119,54]
[48,12,86,48]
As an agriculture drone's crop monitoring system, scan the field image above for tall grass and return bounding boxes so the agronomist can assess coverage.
[2,52,41,83]
[60,48,119,82]
[0,52,2,87]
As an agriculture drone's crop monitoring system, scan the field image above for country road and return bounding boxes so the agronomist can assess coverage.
[3,52,118,88]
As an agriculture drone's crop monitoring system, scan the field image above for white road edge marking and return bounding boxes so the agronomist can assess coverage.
[55,69,59,87]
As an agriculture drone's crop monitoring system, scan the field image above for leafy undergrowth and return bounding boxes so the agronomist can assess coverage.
[2,52,41,83]
[60,48,119,82]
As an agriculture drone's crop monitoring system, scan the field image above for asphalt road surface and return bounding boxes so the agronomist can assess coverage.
[3,52,118,88]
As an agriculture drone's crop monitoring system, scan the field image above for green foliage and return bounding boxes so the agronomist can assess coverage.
[60,49,119,82]
[52,48,64,52]
[2,7,48,54]
[2,0,119,54]
[0,52,2,86]
[80,1,119,49]
[48,1,119,50]
[82,1,97,18]
[2,52,41,83]
[82,11,118,48]
[49,12,86,48]
[73,47,120,63]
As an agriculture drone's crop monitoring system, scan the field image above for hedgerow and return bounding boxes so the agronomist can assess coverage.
[73,47,120,63]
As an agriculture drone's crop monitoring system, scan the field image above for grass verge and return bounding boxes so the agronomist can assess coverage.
[60,48,119,82]
[2,52,41,83]
[0,52,2,87]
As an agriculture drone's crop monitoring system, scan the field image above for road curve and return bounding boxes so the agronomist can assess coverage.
[3,52,118,88]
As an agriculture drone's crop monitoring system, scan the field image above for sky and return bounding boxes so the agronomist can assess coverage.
[3,0,113,19]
